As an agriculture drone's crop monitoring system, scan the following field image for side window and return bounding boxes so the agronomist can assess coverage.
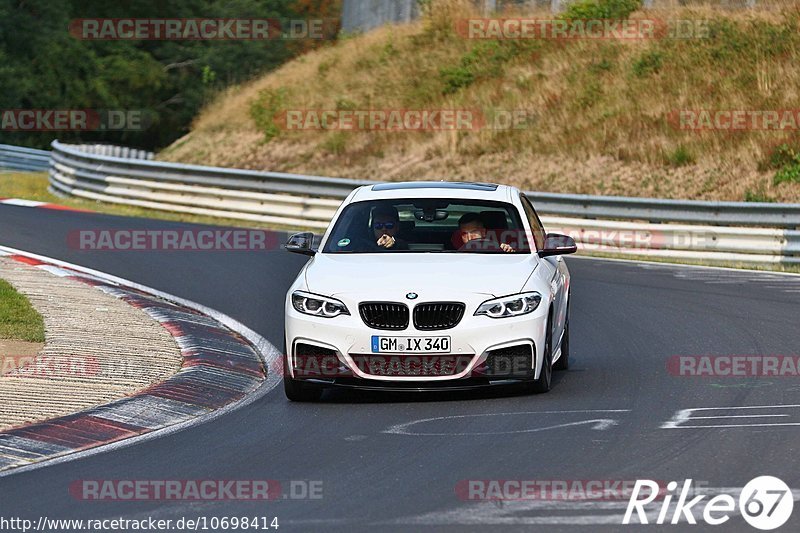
[520,195,546,251]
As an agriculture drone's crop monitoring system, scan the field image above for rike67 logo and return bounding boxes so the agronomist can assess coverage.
[623,477,793,530]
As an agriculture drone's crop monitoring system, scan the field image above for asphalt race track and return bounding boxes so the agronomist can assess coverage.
[1,203,799,531]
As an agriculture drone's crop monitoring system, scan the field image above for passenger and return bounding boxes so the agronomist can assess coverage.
[457,213,515,253]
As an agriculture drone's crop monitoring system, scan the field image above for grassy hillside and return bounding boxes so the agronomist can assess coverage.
[161,0,800,203]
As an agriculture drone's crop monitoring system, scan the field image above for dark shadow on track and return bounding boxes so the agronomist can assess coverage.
[318,372,569,403]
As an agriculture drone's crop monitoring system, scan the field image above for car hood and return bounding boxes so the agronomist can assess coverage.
[304,253,537,299]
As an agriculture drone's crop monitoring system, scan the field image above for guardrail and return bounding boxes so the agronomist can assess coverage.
[48,140,800,264]
[0,144,50,172]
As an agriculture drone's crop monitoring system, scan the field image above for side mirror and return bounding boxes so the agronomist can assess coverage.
[285,232,316,256]
[539,233,577,258]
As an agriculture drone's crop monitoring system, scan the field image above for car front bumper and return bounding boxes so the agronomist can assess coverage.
[284,297,550,385]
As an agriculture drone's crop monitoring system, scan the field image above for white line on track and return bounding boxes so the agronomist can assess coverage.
[689,414,789,419]
[388,487,800,526]
[661,404,800,429]
[384,409,631,436]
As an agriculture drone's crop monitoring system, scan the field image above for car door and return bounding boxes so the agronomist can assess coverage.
[520,194,568,345]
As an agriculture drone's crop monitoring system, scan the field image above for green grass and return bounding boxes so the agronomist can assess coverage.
[561,0,641,20]
[744,187,775,203]
[761,143,800,186]
[0,278,45,342]
[664,145,696,167]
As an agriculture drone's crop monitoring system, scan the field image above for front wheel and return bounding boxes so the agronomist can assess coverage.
[283,352,323,402]
[553,306,569,371]
[526,316,553,394]
[284,375,324,402]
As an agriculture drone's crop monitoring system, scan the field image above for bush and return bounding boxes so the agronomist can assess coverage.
[561,0,641,21]
[744,188,775,203]
[664,145,695,167]
[440,65,475,94]
[440,41,514,94]
[321,132,348,155]
[764,144,800,185]
[632,50,663,77]
[764,143,799,170]
[249,88,288,142]
[774,163,800,186]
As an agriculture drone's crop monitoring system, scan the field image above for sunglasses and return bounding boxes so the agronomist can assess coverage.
[373,222,396,230]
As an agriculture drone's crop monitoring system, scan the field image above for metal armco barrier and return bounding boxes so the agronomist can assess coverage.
[48,141,800,264]
[0,144,50,172]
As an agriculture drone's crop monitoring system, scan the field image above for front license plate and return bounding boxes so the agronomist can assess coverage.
[371,336,451,353]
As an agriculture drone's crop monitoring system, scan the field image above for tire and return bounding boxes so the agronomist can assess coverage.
[283,352,323,402]
[553,305,570,371]
[526,314,553,394]
[284,376,323,402]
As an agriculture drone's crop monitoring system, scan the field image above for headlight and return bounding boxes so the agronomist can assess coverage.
[475,292,542,318]
[291,291,349,318]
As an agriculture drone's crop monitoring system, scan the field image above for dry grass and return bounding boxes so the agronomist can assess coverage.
[160,0,800,202]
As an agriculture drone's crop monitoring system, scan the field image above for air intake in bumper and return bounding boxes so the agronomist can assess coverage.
[293,343,350,378]
[350,354,473,377]
[473,344,535,378]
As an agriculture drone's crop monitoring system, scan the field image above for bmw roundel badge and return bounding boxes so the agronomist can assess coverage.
[406,292,418,300]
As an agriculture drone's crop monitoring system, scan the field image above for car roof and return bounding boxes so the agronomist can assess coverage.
[351,181,517,202]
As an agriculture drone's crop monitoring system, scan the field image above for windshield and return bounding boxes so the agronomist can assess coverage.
[322,198,531,254]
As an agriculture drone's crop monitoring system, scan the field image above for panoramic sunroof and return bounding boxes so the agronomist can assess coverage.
[372,181,498,191]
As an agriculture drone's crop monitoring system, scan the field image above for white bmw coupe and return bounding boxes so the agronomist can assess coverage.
[283,182,575,401]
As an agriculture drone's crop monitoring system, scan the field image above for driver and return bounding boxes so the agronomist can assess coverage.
[458,213,515,253]
[372,205,408,250]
